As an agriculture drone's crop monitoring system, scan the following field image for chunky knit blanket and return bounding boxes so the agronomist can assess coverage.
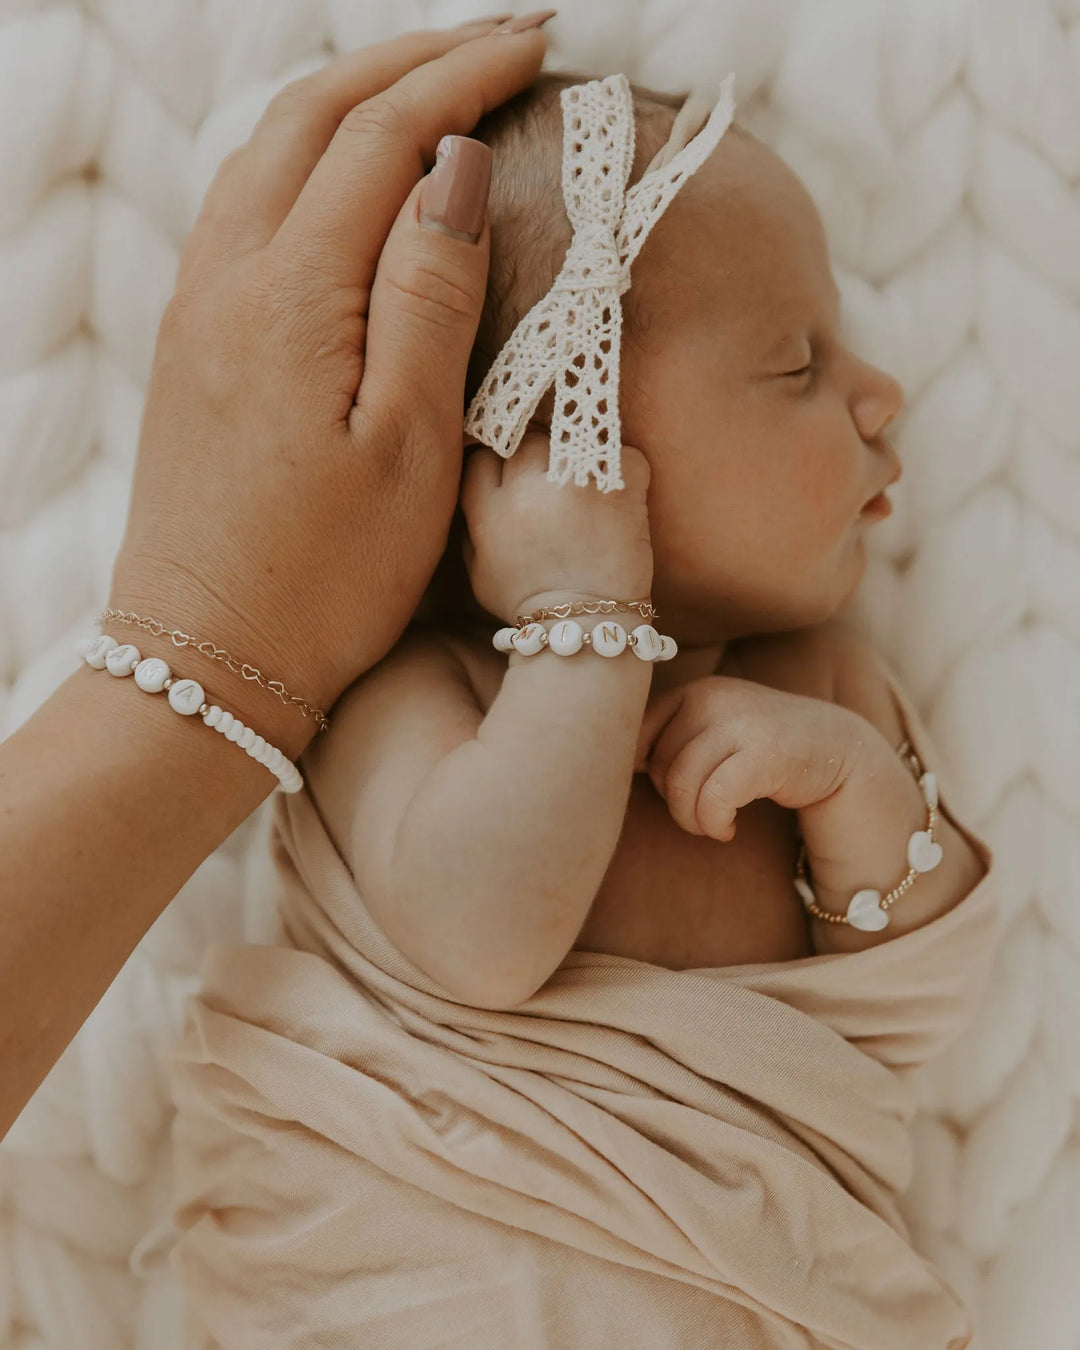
[0,2,1076,1348]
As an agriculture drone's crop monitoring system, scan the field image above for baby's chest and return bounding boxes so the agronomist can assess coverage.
[572,773,813,969]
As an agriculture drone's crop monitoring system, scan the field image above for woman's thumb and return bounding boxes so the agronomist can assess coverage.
[362,136,493,432]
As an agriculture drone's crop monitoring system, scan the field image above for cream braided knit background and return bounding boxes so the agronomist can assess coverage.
[0,1,1077,1346]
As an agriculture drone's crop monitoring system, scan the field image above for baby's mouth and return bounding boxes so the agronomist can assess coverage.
[859,489,893,519]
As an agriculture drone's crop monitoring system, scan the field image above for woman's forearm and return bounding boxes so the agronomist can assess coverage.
[392,644,652,1008]
[0,641,315,1139]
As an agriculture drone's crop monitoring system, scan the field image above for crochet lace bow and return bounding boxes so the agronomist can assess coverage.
[463,70,737,492]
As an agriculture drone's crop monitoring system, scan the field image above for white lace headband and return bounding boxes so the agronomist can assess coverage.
[463,70,737,493]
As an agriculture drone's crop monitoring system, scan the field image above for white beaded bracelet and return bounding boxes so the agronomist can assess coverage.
[76,634,303,794]
[493,619,679,662]
[792,747,942,931]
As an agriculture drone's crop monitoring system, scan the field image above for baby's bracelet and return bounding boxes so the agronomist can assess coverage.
[793,744,942,931]
[493,617,678,662]
[77,634,303,794]
[515,598,658,628]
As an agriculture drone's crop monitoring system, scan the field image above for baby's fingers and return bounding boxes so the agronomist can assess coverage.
[654,731,736,837]
[694,752,761,841]
[460,442,503,516]
[634,685,690,772]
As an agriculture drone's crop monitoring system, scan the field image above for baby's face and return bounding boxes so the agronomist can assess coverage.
[620,129,904,643]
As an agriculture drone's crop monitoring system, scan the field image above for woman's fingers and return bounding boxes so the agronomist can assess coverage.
[183,22,508,280]
[358,137,492,438]
[270,25,547,294]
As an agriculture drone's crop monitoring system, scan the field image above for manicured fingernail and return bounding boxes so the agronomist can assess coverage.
[457,11,514,25]
[492,8,557,33]
[419,136,492,242]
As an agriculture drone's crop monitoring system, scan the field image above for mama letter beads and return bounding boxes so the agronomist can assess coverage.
[77,633,303,793]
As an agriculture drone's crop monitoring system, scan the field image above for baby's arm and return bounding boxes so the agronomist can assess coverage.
[636,619,990,954]
[799,624,989,954]
[305,428,655,1007]
[305,622,649,1008]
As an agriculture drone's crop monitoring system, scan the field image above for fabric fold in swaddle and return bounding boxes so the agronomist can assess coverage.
[167,665,1000,1350]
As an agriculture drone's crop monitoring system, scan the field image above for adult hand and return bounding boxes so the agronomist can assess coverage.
[106,14,551,753]
[0,10,556,1142]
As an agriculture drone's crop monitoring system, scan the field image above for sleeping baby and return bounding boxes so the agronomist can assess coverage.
[167,69,1002,1350]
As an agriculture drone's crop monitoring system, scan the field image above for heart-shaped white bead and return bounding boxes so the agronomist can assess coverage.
[846,889,889,931]
[908,830,943,873]
[793,876,816,910]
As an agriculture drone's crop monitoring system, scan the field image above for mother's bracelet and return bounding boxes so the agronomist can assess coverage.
[793,744,942,930]
[493,617,678,662]
[99,607,329,734]
[77,634,303,793]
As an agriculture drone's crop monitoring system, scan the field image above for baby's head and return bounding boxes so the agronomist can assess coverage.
[448,72,905,644]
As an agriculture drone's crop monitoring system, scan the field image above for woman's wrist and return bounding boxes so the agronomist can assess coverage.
[97,619,320,765]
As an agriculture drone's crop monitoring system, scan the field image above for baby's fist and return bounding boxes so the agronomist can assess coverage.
[460,429,653,624]
[635,675,863,840]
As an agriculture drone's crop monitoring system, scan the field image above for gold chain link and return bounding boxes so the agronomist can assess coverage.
[99,608,329,734]
[794,738,935,924]
[516,598,658,628]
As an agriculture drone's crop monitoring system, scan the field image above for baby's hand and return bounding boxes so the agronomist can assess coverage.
[460,429,654,623]
[634,675,870,841]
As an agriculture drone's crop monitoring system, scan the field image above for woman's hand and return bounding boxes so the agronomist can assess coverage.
[634,674,873,841]
[460,429,655,622]
[105,18,550,749]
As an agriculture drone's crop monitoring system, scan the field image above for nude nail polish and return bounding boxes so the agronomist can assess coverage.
[419,136,493,242]
[492,8,558,33]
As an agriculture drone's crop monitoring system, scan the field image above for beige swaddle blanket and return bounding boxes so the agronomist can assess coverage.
[167,667,1001,1350]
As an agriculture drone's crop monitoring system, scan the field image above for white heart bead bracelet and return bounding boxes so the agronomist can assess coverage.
[77,633,303,793]
[793,740,942,931]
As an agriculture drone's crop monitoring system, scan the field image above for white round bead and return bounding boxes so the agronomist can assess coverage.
[168,678,205,716]
[134,657,171,693]
[203,704,223,727]
[590,621,627,657]
[657,635,679,661]
[250,735,266,758]
[217,709,235,733]
[547,619,584,656]
[492,627,518,653]
[239,726,256,750]
[104,643,141,676]
[226,719,245,743]
[511,622,547,656]
[84,635,118,669]
[629,625,664,661]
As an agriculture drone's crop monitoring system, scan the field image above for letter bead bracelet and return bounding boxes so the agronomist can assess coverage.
[76,633,303,793]
[493,599,678,662]
[793,739,942,930]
